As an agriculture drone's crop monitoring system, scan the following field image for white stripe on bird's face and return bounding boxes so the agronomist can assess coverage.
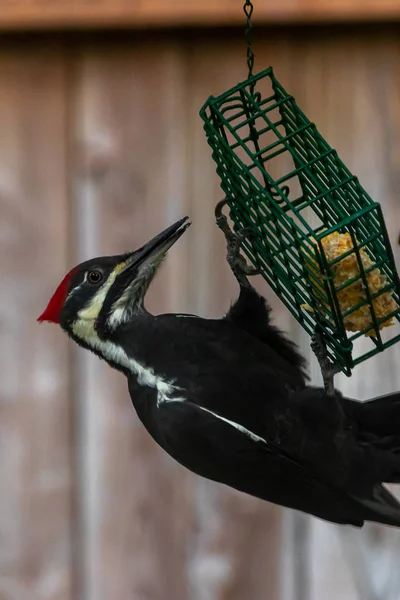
[72,261,127,341]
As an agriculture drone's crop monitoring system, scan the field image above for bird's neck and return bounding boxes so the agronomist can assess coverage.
[70,315,181,399]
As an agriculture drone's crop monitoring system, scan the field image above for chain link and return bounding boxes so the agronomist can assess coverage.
[243,0,255,80]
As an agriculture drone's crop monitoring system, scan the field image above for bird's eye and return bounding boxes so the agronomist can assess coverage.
[87,270,103,285]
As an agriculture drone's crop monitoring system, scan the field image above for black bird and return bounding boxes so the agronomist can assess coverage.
[38,206,400,527]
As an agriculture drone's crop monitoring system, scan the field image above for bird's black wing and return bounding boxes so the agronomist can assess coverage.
[153,396,400,527]
[120,314,400,510]
[124,312,307,432]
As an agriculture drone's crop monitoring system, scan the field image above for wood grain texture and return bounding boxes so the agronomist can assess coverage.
[71,40,194,600]
[1,0,400,30]
[3,24,400,600]
[0,44,72,600]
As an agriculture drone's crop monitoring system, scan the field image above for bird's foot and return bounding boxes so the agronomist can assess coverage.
[311,330,340,396]
[215,198,259,288]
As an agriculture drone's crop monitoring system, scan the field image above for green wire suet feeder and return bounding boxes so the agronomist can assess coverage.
[200,67,400,375]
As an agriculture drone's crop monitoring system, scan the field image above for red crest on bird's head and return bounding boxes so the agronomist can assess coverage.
[37,266,79,324]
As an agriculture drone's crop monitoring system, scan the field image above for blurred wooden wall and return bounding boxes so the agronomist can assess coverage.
[1,26,400,600]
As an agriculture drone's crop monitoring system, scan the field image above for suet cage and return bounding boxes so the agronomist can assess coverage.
[200,68,400,375]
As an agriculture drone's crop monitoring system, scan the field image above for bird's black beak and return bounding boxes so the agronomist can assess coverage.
[97,216,191,331]
[121,216,191,273]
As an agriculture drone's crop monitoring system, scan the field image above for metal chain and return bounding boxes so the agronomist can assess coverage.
[243,0,255,80]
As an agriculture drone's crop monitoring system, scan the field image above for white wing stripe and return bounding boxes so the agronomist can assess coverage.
[195,405,267,444]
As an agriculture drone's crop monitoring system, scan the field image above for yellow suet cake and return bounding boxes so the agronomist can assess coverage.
[302,231,398,335]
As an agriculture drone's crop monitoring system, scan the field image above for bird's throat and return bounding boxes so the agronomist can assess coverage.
[73,329,182,403]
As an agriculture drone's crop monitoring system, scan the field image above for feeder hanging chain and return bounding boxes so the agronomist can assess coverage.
[243,0,255,80]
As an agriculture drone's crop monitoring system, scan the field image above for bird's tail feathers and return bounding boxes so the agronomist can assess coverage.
[351,484,400,528]
[351,391,400,440]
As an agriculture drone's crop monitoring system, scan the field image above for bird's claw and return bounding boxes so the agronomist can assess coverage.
[231,228,260,276]
[215,197,230,223]
[215,198,259,287]
[311,330,340,396]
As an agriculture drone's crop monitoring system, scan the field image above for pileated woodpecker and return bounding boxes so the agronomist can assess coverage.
[38,204,400,528]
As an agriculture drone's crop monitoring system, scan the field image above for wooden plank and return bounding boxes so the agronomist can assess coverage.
[71,40,194,600]
[0,43,73,600]
[1,0,400,31]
